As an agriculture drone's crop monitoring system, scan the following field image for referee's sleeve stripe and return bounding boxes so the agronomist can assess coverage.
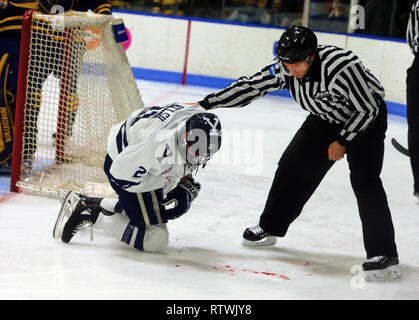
[203,61,287,109]
[238,93,266,107]
[334,76,365,134]
[349,64,378,111]
[210,72,281,107]
[339,70,376,133]
[342,67,376,114]
[364,69,384,93]
[215,71,268,97]
[336,75,366,134]
[344,111,364,135]
[332,79,353,107]
[214,87,259,107]
[214,83,256,101]
[238,73,276,89]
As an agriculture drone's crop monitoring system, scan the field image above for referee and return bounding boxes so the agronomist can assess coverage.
[198,26,399,280]
[406,0,419,200]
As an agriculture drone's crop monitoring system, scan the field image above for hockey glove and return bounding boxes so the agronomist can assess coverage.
[161,177,201,220]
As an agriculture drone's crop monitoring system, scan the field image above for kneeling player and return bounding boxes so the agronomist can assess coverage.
[53,102,222,253]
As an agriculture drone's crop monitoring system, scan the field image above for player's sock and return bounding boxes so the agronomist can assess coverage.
[100,198,122,215]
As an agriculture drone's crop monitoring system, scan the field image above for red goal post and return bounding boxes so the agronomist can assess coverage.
[11,10,143,197]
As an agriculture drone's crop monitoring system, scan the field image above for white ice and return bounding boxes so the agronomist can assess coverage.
[0,80,418,300]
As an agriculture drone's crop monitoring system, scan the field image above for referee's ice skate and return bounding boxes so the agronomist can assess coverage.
[242,225,277,247]
[362,256,401,281]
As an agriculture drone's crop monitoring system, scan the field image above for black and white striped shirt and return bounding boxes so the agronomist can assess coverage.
[199,45,385,146]
[407,0,419,54]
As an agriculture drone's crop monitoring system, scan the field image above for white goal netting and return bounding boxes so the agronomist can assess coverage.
[16,11,143,197]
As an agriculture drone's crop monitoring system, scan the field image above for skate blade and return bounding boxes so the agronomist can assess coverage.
[53,191,78,240]
[78,225,95,242]
[364,265,401,281]
[241,236,277,247]
[58,190,69,204]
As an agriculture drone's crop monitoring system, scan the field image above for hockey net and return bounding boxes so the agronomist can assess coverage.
[11,10,143,197]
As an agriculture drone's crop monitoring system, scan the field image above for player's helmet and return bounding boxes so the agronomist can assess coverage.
[179,113,222,166]
[276,26,317,64]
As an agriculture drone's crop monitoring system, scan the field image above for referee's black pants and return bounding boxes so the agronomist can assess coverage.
[259,102,398,259]
[407,54,419,194]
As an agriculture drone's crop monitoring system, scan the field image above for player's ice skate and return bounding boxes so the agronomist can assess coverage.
[363,256,401,281]
[53,191,101,242]
[53,191,83,240]
[241,225,277,247]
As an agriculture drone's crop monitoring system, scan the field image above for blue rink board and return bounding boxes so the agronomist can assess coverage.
[0,176,10,195]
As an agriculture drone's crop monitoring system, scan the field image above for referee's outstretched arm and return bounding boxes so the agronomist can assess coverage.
[199,61,287,110]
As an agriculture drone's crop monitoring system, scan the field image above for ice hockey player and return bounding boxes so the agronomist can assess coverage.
[53,102,222,253]
[197,25,400,281]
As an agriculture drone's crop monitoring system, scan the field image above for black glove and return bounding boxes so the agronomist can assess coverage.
[162,177,201,220]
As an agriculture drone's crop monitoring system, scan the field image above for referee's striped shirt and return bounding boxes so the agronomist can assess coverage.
[199,45,385,146]
[407,0,419,54]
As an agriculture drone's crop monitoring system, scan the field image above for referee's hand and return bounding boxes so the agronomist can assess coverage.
[328,141,346,161]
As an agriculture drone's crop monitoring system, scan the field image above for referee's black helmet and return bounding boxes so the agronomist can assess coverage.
[276,26,318,64]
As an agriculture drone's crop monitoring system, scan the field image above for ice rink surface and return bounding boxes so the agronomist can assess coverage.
[0,80,418,300]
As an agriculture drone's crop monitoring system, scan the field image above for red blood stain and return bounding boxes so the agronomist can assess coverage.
[212,265,289,280]
[0,193,15,204]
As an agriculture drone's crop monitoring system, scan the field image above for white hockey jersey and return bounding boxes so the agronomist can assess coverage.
[106,103,208,194]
